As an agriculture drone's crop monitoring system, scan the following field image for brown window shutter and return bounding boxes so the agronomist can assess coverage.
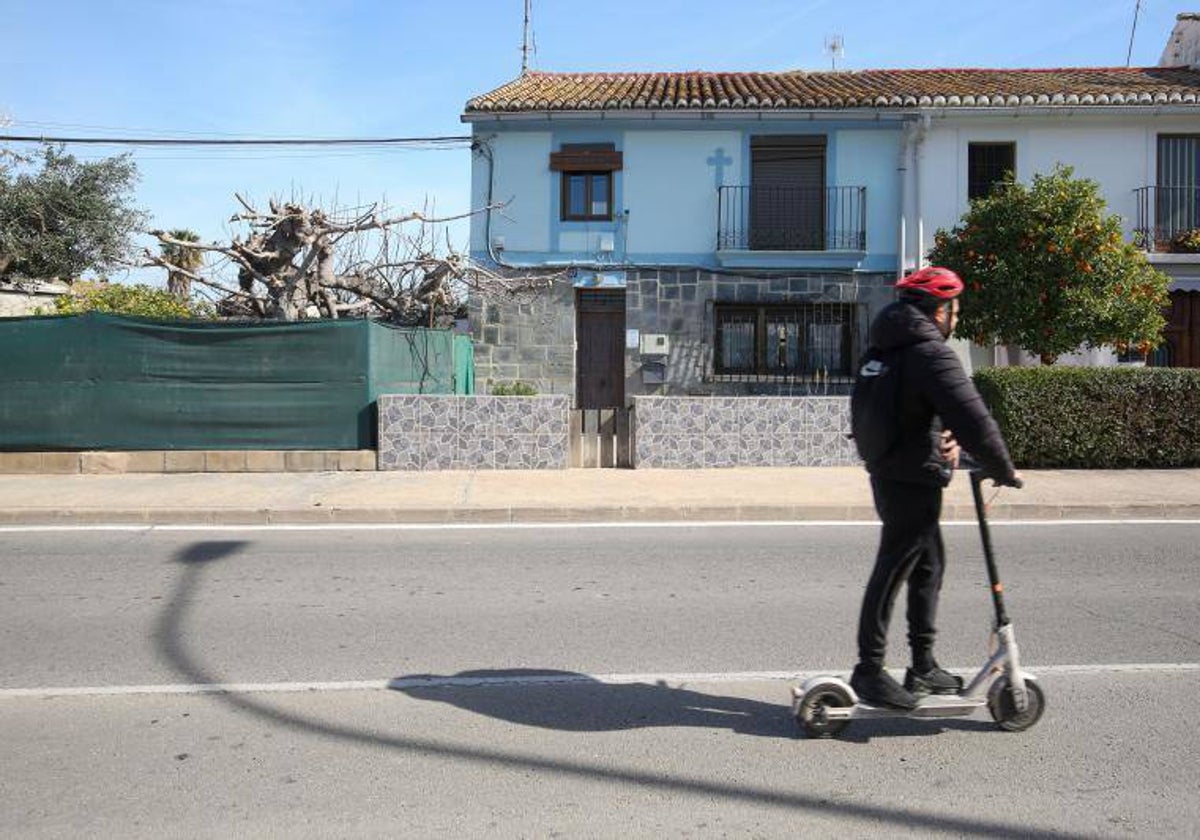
[550,150,624,172]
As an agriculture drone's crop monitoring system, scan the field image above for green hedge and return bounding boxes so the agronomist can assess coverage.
[972,366,1200,468]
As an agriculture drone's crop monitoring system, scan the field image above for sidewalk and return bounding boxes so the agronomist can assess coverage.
[1,467,1198,525]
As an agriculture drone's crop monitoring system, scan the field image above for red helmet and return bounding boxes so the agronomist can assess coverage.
[896,266,964,300]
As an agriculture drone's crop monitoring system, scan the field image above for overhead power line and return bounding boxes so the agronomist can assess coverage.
[0,133,472,148]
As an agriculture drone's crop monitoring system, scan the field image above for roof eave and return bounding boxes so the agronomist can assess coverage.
[461,108,912,123]
[462,102,1200,123]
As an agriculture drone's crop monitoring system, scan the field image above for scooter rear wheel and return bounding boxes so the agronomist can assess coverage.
[796,681,853,738]
[988,677,1046,732]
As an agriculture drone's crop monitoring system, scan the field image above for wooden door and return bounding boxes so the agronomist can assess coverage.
[1159,290,1200,368]
[575,289,626,409]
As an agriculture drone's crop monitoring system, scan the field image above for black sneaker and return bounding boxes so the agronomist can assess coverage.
[850,664,917,710]
[904,665,964,696]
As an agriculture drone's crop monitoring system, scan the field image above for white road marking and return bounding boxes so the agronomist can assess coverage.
[2,520,1200,533]
[2,663,1196,699]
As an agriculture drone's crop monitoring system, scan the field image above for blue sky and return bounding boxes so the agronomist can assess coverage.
[0,0,1187,284]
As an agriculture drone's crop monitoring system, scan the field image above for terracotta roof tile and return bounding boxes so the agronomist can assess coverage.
[465,68,1200,113]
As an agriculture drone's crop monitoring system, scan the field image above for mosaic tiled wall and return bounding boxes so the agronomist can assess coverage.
[378,395,569,470]
[632,396,859,468]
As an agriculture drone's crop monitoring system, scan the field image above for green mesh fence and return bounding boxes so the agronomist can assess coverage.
[454,334,476,396]
[0,313,473,451]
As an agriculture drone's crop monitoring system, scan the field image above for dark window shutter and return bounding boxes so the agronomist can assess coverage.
[750,136,826,190]
[750,136,827,249]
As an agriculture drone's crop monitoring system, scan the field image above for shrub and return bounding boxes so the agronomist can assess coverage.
[49,281,214,319]
[973,366,1200,468]
[490,380,538,396]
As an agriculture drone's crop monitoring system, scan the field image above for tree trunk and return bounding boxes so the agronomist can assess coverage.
[167,271,190,301]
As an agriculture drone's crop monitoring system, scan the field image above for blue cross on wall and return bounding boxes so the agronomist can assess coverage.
[707,147,733,188]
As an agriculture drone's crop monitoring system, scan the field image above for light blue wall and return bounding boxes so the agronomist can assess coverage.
[624,129,742,254]
[470,130,553,254]
[469,120,903,271]
[836,129,901,270]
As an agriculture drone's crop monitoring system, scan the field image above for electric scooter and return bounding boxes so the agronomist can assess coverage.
[792,467,1045,738]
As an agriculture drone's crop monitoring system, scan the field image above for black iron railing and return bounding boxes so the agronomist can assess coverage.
[717,185,867,251]
[712,302,859,382]
[1134,185,1200,251]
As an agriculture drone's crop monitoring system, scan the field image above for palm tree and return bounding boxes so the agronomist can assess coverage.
[160,229,203,301]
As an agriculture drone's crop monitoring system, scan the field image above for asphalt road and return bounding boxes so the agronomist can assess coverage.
[3,522,1199,837]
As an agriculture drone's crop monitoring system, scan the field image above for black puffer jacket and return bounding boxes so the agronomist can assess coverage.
[864,301,1017,487]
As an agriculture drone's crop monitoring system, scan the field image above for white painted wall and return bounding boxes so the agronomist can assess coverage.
[0,288,61,317]
[623,129,741,255]
[470,131,552,254]
[916,114,1200,262]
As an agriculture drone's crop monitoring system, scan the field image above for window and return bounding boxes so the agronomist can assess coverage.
[562,172,612,221]
[551,143,621,222]
[714,303,856,377]
[968,142,1016,200]
[1157,135,1200,238]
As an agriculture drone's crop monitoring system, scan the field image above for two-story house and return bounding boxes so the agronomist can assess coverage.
[463,13,1200,407]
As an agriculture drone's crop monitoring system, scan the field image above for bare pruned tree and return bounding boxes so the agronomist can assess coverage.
[144,195,557,324]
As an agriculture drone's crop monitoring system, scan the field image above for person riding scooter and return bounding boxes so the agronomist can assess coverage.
[850,266,1022,710]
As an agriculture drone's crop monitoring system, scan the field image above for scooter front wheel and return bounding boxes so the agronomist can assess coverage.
[796,681,853,738]
[988,677,1046,732]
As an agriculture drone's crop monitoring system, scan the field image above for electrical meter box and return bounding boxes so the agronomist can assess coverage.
[639,333,670,355]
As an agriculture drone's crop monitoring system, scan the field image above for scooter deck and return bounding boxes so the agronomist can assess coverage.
[851,693,986,719]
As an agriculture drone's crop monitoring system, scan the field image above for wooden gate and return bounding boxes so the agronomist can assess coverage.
[570,408,632,468]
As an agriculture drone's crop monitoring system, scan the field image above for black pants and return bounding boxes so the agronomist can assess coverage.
[856,477,945,670]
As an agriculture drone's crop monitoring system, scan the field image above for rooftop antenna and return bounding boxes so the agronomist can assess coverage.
[521,0,534,75]
[824,34,845,71]
[1126,0,1142,67]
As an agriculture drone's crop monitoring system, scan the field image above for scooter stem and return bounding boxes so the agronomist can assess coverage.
[970,471,1011,628]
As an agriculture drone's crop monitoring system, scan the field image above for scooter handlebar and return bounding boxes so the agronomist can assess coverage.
[960,455,1023,489]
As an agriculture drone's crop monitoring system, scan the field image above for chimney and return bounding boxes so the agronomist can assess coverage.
[1159,12,1200,68]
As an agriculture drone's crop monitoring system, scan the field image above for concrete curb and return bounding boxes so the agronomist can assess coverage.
[2,502,1199,526]
[0,450,377,474]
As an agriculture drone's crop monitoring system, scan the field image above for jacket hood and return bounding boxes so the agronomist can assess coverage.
[870,301,946,351]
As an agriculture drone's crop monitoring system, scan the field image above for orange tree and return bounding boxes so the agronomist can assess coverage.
[927,166,1170,365]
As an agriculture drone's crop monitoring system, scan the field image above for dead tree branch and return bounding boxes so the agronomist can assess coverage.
[145,195,554,324]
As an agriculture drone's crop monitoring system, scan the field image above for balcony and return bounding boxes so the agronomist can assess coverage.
[1134,185,1200,252]
[716,185,867,270]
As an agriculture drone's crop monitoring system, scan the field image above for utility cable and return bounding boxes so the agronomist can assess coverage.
[0,134,472,147]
